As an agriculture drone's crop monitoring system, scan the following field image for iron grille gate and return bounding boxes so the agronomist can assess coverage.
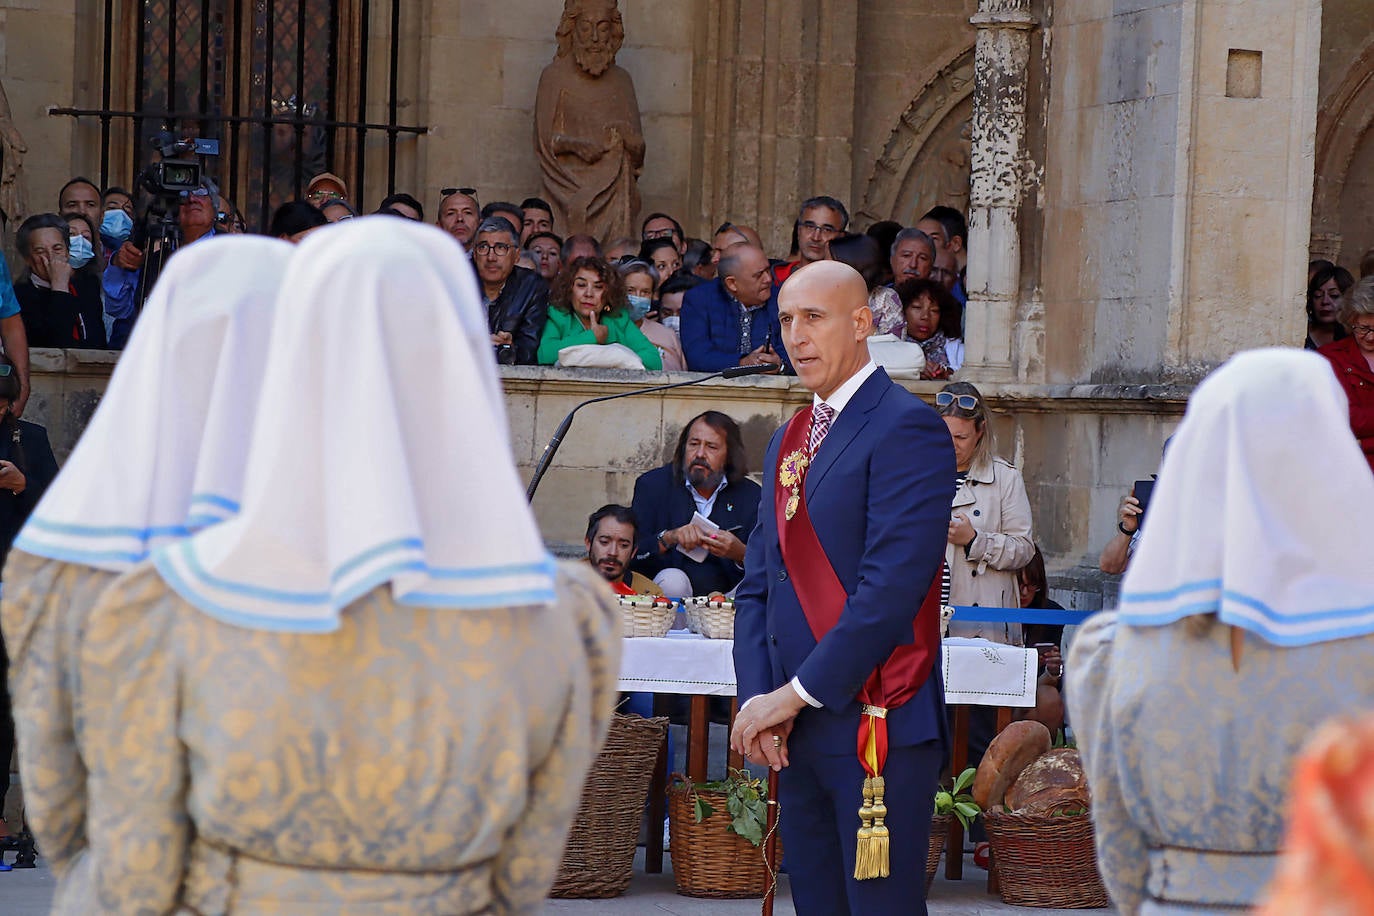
[52,0,426,232]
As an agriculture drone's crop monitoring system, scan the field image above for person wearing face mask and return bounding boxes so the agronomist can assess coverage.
[63,211,102,283]
[13,213,107,349]
[655,271,701,337]
[99,206,134,265]
[616,258,684,371]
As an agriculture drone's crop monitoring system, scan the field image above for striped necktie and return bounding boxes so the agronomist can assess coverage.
[809,402,835,456]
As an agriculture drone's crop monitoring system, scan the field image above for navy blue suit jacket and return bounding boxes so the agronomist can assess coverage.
[733,368,955,757]
[629,464,761,596]
[679,278,791,372]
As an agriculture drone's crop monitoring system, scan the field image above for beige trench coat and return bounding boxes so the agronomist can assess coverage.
[945,456,1035,645]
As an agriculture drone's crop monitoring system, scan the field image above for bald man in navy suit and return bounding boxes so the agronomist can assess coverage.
[731,261,954,915]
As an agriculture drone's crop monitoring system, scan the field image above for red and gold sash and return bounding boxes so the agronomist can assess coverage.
[775,405,944,880]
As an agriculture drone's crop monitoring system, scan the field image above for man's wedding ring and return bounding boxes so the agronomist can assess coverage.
[772,734,782,748]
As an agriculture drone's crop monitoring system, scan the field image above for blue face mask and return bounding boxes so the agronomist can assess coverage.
[68,234,95,269]
[626,294,653,321]
[662,315,680,332]
[100,208,133,248]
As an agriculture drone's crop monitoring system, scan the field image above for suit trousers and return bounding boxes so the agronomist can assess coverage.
[777,739,943,915]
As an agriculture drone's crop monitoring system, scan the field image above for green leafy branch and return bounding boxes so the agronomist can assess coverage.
[683,769,769,847]
[934,766,981,832]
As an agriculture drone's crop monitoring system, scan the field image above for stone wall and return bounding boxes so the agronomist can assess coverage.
[22,354,1185,605]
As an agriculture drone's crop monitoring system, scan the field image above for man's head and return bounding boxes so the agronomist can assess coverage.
[378,192,424,221]
[712,223,750,264]
[718,243,773,307]
[778,261,872,400]
[520,196,554,243]
[604,237,640,261]
[527,231,564,281]
[306,172,348,208]
[642,212,686,255]
[673,411,747,493]
[178,184,218,237]
[556,0,625,77]
[585,503,638,583]
[562,233,603,265]
[794,195,849,266]
[472,217,521,289]
[59,177,101,225]
[438,190,480,247]
[915,217,948,251]
[102,186,135,219]
[931,246,959,292]
[890,227,935,283]
[481,201,526,232]
[921,205,968,257]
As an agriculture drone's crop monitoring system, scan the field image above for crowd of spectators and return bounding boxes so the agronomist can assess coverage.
[0,173,974,396]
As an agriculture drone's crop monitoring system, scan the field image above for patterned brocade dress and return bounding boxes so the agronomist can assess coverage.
[1,551,117,896]
[48,559,620,915]
[1068,611,1374,914]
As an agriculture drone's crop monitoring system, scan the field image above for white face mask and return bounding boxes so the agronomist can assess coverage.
[662,315,680,332]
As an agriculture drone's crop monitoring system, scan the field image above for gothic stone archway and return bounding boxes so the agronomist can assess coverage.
[857,46,975,229]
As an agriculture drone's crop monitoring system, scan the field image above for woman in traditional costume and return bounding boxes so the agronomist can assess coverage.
[3,235,292,897]
[1068,348,1374,914]
[70,217,621,913]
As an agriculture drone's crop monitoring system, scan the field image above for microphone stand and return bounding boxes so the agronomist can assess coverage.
[525,363,779,502]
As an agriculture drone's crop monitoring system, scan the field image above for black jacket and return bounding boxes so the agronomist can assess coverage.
[0,419,59,575]
[485,267,549,366]
[630,463,762,596]
[15,274,108,349]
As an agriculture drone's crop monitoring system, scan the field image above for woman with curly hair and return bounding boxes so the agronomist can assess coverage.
[537,256,662,369]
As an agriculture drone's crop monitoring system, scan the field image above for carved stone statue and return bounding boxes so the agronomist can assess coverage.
[0,79,28,235]
[534,0,644,243]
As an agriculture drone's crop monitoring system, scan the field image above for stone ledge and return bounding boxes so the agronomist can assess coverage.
[497,365,1192,415]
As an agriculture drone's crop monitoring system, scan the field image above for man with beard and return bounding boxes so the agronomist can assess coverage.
[586,504,663,595]
[534,0,644,242]
[630,411,761,597]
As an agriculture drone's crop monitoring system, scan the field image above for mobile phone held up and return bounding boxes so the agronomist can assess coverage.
[1132,477,1156,522]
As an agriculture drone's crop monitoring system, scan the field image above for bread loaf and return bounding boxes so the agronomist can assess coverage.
[1006,747,1090,816]
[972,720,1052,810]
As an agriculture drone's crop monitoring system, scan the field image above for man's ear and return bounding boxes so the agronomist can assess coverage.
[855,304,874,339]
[950,236,965,255]
[723,275,740,298]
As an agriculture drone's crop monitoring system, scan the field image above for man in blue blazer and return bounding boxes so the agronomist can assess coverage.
[731,261,954,915]
[630,411,761,596]
[680,244,791,373]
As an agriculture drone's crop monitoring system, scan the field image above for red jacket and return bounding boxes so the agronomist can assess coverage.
[1319,336,1374,471]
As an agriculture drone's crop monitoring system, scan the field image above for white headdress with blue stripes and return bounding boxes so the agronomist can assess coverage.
[1118,348,1374,645]
[152,217,557,631]
[14,235,293,570]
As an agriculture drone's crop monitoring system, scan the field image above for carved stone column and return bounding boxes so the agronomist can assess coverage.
[962,0,1036,381]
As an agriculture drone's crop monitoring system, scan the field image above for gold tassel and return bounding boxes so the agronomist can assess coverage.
[869,775,890,878]
[854,776,877,879]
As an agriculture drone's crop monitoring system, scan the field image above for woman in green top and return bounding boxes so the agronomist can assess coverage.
[537,257,663,370]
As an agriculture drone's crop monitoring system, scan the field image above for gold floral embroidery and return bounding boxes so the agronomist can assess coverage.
[779,449,809,521]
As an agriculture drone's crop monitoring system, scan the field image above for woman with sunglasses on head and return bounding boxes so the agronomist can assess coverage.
[936,382,1035,645]
[0,350,58,863]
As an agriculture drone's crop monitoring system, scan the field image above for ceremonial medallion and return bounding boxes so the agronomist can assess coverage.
[779,449,809,522]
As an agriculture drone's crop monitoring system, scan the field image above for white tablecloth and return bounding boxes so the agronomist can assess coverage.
[617,634,1037,707]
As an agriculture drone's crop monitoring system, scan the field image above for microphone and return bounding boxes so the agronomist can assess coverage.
[525,363,783,501]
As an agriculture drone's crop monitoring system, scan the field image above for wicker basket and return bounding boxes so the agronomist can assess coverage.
[618,595,677,638]
[982,809,1109,908]
[550,713,670,898]
[925,812,951,893]
[667,776,774,898]
[684,600,735,639]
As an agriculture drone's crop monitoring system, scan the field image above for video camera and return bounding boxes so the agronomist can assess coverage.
[138,131,220,200]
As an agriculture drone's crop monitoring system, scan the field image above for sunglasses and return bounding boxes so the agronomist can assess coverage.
[935,392,979,411]
[440,186,479,203]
